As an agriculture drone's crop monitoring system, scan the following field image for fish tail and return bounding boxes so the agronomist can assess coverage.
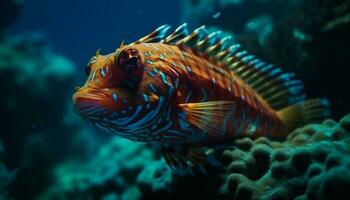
[277,98,331,133]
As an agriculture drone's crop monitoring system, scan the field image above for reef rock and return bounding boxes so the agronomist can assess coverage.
[156,114,350,200]
[42,113,350,200]
[217,114,350,200]
[0,33,88,199]
[40,139,172,200]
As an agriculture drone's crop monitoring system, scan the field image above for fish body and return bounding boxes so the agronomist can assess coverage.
[73,24,329,173]
[134,43,284,144]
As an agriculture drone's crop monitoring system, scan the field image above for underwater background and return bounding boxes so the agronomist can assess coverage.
[1,0,350,199]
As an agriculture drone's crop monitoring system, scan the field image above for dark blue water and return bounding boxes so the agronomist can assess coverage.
[10,0,180,80]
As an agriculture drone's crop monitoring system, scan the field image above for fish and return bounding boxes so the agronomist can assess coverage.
[73,23,330,174]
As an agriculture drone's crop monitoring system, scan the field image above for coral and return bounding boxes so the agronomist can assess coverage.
[169,114,350,200]
[39,139,172,200]
[0,33,75,92]
[41,113,350,200]
[0,33,105,199]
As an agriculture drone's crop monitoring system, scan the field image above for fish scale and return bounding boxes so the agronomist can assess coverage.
[131,43,284,141]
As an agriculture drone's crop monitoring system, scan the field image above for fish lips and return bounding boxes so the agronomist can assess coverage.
[73,89,107,117]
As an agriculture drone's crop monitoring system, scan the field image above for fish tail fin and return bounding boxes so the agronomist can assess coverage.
[277,98,331,133]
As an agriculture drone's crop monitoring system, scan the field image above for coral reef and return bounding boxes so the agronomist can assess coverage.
[41,113,350,200]
[181,0,350,119]
[39,139,172,200]
[218,114,350,200]
[171,113,350,200]
[0,33,105,199]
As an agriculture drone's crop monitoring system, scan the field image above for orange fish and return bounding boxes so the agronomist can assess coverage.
[73,24,329,174]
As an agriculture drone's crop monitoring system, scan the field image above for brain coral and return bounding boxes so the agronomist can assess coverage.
[41,114,350,200]
[216,114,350,200]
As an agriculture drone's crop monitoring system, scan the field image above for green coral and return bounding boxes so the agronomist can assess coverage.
[40,139,171,200]
[41,113,350,200]
[0,32,96,199]
[0,33,75,95]
[202,114,350,200]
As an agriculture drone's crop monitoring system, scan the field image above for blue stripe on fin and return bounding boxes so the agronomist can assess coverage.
[269,68,282,76]
[134,24,171,44]
[169,25,308,110]
[235,50,248,58]
[242,55,255,63]
[178,25,208,47]
[164,23,189,44]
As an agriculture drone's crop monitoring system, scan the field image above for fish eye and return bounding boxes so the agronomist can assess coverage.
[116,49,141,74]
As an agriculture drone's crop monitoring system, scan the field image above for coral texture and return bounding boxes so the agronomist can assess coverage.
[218,114,350,200]
[0,33,98,199]
[40,139,172,200]
[41,114,350,200]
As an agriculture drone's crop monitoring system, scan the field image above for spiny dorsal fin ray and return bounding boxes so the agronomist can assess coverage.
[195,31,221,54]
[206,35,232,57]
[216,44,241,61]
[164,23,189,44]
[133,24,305,109]
[176,25,208,48]
[95,48,101,56]
[132,24,171,44]
[176,25,305,109]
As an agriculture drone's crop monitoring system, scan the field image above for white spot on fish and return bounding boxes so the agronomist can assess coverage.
[144,52,152,57]
[112,93,118,102]
[100,68,106,78]
[146,60,154,65]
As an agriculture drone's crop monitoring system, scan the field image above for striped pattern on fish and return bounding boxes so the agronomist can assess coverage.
[73,23,330,175]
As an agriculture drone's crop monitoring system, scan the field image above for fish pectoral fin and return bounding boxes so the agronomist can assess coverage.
[161,145,219,175]
[178,101,236,135]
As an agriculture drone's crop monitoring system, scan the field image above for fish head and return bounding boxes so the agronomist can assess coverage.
[73,45,175,140]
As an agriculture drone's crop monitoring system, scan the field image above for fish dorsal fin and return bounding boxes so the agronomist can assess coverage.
[223,53,306,110]
[164,23,189,44]
[131,24,305,109]
[175,26,305,109]
[132,24,171,44]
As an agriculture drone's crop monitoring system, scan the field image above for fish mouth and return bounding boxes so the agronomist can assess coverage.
[73,88,107,117]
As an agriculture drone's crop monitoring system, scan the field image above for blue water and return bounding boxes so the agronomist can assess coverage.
[10,0,180,80]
